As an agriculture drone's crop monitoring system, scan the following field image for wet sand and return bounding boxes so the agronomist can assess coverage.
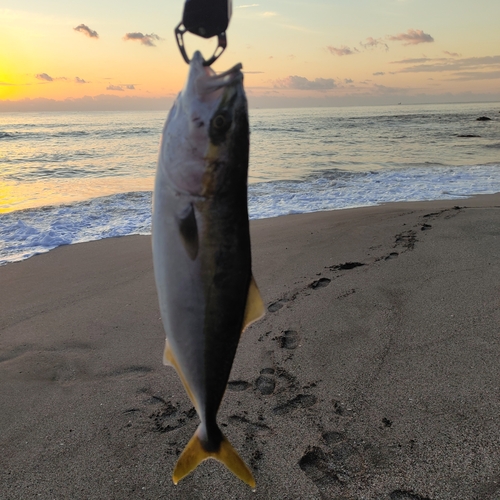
[1,194,499,499]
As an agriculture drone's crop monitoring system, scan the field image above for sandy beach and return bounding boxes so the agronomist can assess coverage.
[1,194,499,500]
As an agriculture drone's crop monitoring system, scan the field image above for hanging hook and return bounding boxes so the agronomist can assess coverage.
[174,0,231,66]
[175,22,227,66]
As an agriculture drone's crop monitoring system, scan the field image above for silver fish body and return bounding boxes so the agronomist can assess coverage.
[152,51,264,487]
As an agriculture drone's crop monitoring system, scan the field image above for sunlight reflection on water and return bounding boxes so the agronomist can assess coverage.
[0,177,154,214]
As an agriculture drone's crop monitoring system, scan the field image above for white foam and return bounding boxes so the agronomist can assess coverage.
[1,164,499,265]
[0,192,152,265]
[248,164,499,218]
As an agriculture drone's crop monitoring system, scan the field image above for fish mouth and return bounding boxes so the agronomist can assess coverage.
[190,51,243,102]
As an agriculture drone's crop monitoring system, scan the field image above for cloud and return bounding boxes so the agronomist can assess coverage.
[123,32,161,47]
[35,73,69,82]
[107,85,124,91]
[373,72,385,76]
[360,37,388,51]
[36,73,88,84]
[344,78,353,84]
[387,29,434,45]
[106,83,137,91]
[327,45,358,56]
[394,55,500,73]
[444,51,461,57]
[237,3,259,7]
[74,24,99,39]
[35,73,53,82]
[260,11,277,17]
[391,57,434,64]
[450,70,500,81]
[273,75,336,90]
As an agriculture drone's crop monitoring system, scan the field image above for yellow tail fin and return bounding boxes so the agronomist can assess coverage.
[173,428,255,488]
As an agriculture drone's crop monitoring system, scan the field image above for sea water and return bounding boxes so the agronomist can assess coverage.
[1,103,499,265]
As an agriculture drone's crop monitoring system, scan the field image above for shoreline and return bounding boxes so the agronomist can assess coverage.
[2,191,499,267]
[1,193,499,499]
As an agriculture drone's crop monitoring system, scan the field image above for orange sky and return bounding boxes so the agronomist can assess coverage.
[1,0,500,109]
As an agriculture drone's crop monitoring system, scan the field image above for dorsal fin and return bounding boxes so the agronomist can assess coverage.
[177,203,199,260]
[242,276,265,332]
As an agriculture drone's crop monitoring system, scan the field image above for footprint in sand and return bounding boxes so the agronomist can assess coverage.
[385,252,399,260]
[390,491,432,500]
[279,330,300,349]
[273,394,317,415]
[395,230,417,250]
[298,447,342,487]
[227,380,251,391]
[267,299,288,312]
[227,415,270,471]
[298,435,365,492]
[149,401,196,433]
[255,349,277,395]
[309,278,331,290]
[256,368,276,395]
[329,262,365,271]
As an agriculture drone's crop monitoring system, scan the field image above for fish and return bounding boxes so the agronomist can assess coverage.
[152,51,265,488]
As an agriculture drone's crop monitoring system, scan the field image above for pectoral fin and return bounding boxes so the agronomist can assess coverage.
[173,426,255,488]
[177,203,198,260]
[242,276,265,331]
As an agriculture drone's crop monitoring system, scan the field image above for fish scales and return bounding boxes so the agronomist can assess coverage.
[152,51,264,487]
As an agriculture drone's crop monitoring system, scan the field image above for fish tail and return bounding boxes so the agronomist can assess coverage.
[173,425,255,488]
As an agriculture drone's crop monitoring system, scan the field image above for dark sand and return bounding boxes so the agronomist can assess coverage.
[1,194,499,499]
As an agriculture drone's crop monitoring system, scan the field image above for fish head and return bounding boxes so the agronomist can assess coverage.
[160,51,248,197]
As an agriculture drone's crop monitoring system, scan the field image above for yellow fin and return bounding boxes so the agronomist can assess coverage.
[163,338,173,366]
[163,338,199,414]
[242,276,265,331]
[173,428,255,488]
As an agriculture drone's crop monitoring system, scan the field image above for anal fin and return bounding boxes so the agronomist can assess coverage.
[163,338,200,415]
[242,275,265,332]
[163,337,173,366]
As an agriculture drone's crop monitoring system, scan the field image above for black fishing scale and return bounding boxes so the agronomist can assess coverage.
[175,0,232,66]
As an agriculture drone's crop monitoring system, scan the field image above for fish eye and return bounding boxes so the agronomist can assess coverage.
[213,114,226,129]
[209,111,232,144]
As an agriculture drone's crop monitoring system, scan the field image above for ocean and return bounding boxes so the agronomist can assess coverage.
[1,102,499,265]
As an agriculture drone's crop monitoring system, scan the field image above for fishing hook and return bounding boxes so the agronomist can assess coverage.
[175,22,227,66]
[174,0,231,66]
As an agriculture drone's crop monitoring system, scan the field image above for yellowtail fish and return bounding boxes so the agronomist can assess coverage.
[152,51,264,487]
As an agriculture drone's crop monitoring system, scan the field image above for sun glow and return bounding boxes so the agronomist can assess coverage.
[1,1,500,109]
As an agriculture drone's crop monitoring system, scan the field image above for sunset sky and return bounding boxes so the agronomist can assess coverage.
[1,0,500,110]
